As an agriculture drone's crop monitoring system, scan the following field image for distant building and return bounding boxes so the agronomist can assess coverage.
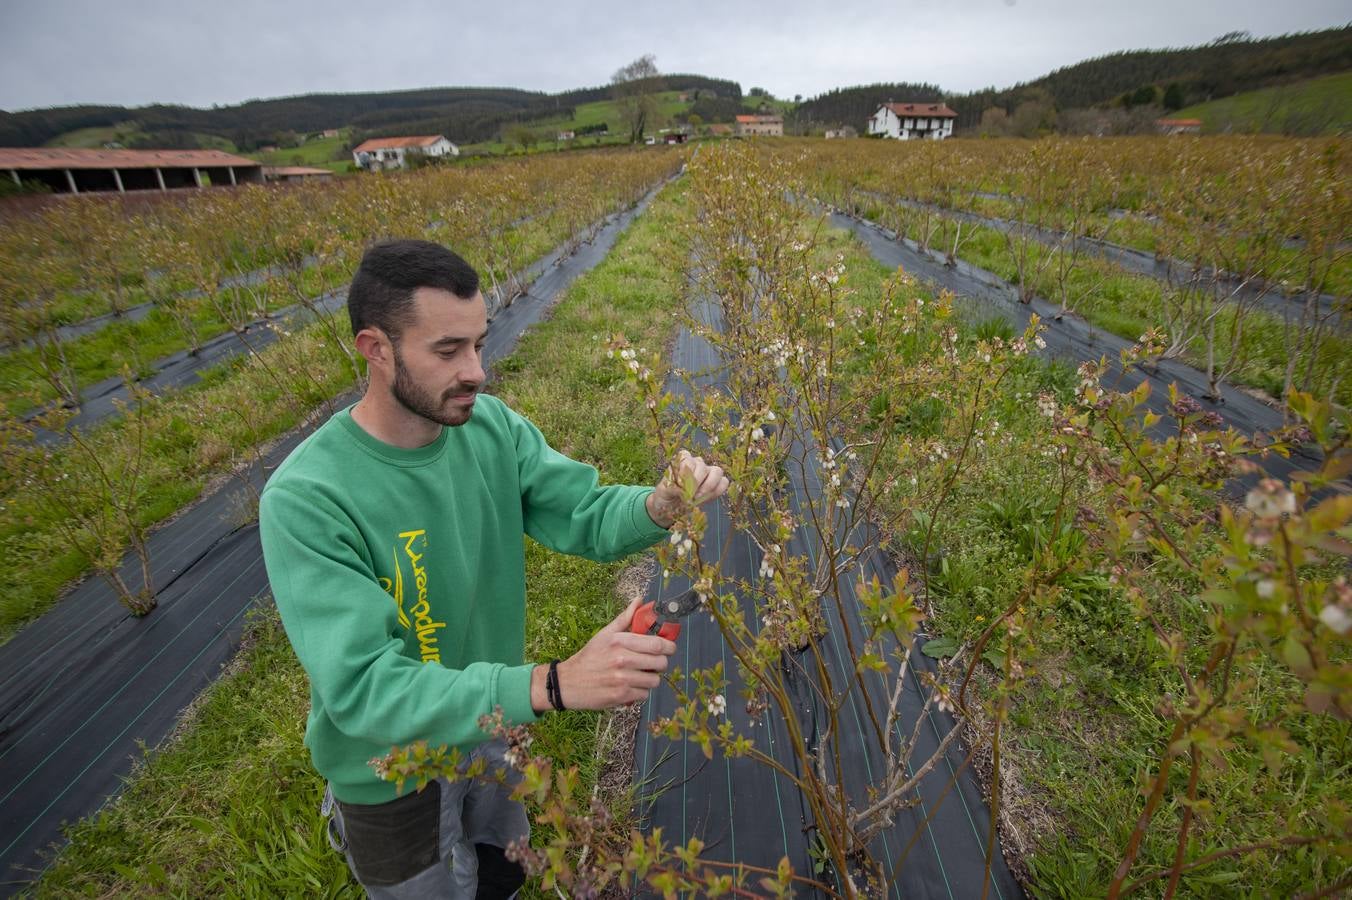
[0,147,264,194]
[352,135,459,171]
[557,130,576,141]
[1155,118,1203,135]
[263,166,334,183]
[321,129,341,139]
[735,114,783,137]
[824,126,858,139]
[867,102,957,140]
[707,123,734,136]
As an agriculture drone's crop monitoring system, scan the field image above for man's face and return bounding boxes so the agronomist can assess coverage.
[388,287,488,427]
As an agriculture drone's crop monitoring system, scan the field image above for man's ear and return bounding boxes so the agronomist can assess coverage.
[354,327,392,370]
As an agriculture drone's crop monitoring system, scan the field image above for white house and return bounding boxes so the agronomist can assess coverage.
[351,135,459,170]
[867,102,957,140]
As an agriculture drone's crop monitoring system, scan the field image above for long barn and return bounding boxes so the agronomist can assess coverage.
[0,147,265,194]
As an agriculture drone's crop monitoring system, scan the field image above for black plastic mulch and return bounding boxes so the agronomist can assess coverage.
[0,182,667,895]
[856,192,1346,324]
[28,229,604,444]
[832,211,1339,495]
[633,296,1024,898]
[631,204,1343,896]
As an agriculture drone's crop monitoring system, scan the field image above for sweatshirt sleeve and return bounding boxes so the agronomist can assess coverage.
[505,405,670,561]
[259,482,539,749]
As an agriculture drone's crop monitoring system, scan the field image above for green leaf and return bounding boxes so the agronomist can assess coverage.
[1281,636,1314,676]
[922,636,958,658]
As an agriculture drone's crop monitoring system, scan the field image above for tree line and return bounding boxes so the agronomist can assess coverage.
[788,25,1351,132]
[0,76,744,152]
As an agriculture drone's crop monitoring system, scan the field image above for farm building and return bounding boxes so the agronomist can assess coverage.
[735,115,784,137]
[0,147,265,194]
[262,166,334,183]
[867,102,957,140]
[1156,118,1204,135]
[351,135,459,171]
[825,126,858,139]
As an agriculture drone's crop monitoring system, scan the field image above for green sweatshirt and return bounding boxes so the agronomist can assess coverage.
[259,394,668,804]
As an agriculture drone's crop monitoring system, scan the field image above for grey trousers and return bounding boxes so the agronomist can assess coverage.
[322,740,529,899]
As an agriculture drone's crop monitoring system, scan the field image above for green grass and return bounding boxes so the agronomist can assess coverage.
[0,264,337,414]
[44,124,239,152]
[44,124,142,148]
[252,133,353,173]
[822,212,1350,895]
[459,91,698,155]
[1175,71,1352,136]
[0,325,356,644]
[28,177,692,896]
[27,154,1348,896]
[0,199,630,638]
[882,211,1352,407]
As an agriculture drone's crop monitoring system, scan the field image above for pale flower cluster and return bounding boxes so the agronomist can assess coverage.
[1244,478,1297,519]
[669,530,695,558]
[607,345,651,380]
[758,544,780,580]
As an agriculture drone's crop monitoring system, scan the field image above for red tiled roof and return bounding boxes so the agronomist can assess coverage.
[1156,118,1203,126]
[880,102,957,118]
[0,147,262,170]
[351,135,448,152]
[735,115,782,124]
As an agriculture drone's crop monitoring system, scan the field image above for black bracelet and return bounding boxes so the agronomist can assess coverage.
[545,659,566,711]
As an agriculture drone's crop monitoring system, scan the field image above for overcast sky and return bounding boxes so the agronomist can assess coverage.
[1,0,1347,111]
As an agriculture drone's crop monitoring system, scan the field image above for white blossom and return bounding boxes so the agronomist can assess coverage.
[1319,604,1351,636]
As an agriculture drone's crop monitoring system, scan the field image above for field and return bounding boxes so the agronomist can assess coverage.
[458,90,697,154]
[44,123,240,152]
[3,138,1349,897]
[1174,71,1352,135]
[252,131,353,172]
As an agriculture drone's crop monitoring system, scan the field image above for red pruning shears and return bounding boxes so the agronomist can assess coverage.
[630,589,701,641]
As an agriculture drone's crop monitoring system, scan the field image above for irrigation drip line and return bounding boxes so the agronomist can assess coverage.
[0,180,669,895]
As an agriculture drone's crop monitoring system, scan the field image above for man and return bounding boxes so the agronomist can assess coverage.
[259,239,728,898]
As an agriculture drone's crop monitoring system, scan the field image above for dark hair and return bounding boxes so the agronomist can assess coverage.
[347,240,480,342]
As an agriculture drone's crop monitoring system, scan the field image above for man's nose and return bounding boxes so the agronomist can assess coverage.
[461,349,486,386]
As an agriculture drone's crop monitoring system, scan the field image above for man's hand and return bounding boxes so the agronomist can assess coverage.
[532,598,677,712]
[646,449,729,529]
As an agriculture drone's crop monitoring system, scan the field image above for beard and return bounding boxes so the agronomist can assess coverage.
[391,346,477,427]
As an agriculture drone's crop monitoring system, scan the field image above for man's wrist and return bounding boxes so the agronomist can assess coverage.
[646,490,675,529]
[530,664,550,714]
